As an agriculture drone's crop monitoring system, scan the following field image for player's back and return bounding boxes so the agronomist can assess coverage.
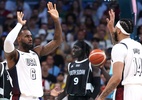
[121,38,142,85]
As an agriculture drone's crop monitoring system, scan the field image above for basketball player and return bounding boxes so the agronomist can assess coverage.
[0,61,12,100]
[4,2,62,100]
[97,9,142,100]
[49,40,103,100]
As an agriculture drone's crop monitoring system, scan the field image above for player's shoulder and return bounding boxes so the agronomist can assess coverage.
[113,42,128,50]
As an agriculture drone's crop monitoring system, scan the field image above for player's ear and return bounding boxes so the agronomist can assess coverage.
[17,36,21,42]
[117,28,121,34]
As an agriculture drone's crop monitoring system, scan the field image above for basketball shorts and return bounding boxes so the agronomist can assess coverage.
[124,85,142,100]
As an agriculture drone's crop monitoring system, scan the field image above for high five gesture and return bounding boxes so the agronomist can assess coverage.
[47,2,59,22]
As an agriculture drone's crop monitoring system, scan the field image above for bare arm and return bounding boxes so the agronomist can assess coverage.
[34,2,63,56]
[100,67,111,82]
[4,12,26,68]
[97,62,124,100]
[91,66,101,99]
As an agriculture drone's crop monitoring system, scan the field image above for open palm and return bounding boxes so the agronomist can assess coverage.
[17,12,26,25]
[106,9,115,34]
[47,2,59,21]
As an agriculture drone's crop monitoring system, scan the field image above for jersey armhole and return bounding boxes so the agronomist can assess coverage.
[67,63,71,72]
[89,62,92,72]
[0,63,4,76]
[119,42,128,49]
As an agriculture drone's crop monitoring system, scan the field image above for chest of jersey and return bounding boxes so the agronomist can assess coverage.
[67,60,91,96]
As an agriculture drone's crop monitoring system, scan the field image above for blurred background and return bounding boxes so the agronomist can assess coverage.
[0,0,142,100]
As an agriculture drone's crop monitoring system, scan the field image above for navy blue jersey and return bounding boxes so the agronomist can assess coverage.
[0,61,12,99]
[66,59,93,96]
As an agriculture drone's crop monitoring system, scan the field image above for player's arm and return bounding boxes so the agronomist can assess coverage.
[91,66,101,99]
[50,75,69,100]
[34,2,63,56]
[97,44,126,100]
[4,12,26,69]
[100,66,111,82]
[98,62,124,100]
[57,75,69,100]
[50,72,69,100]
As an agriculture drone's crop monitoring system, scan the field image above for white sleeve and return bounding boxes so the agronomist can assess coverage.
[4,23,23,53]
[111,44,127,63]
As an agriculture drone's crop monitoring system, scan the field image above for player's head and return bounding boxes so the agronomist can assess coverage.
[72,40,91,59]
[17,27,33,51]
[114,19,133,42]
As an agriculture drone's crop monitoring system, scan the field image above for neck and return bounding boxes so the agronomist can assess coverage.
[119,34,130,42]
[18,47,30,52]
[77,55,87,61]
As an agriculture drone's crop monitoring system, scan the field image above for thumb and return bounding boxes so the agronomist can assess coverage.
[106,18,109,23]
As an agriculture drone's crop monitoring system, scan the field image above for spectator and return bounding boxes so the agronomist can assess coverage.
[46,55,61,77]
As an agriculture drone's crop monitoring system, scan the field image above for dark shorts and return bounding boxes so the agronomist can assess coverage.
[115,87,124,100]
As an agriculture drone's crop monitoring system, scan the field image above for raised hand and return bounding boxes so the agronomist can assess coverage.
[47,2,59,22]
[106,9,116,44]
[106,9,115,34]
[17,12,26,25]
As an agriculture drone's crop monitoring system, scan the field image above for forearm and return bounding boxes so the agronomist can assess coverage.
[53,19,63,43]
[99,76,120,99]
[4,23,23,53]
[92,77,101,99]
[57,90,67,100]
[100,67,111,82]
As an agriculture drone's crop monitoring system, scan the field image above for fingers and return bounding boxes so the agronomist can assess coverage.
[21,12,24,18]
[47,2,54,11]
[17,12,19,16]
[106,18,109,23]
[54,4,56,9]
[110,9,115,20]
[47,2,50,11]
[109,10,112,20]
[17,11,24,18]
[108,9,114,20]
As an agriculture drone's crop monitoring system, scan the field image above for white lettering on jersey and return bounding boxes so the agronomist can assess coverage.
[69,70,85,75]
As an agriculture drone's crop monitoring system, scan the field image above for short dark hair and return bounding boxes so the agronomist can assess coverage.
[119,19,134,34]
[18,26,29,36]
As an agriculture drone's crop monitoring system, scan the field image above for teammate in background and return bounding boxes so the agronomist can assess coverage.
[97,9,142,100]
[4,2,62,100]
[0,61,12,100]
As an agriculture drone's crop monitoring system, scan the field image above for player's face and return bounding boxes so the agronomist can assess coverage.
[19,30,33,50]
[72,45,82,58]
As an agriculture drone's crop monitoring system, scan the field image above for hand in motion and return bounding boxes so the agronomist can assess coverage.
[50,87,63,97]
[47,2,59,22]
[106,9,115,34]
[17,12,26,25]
